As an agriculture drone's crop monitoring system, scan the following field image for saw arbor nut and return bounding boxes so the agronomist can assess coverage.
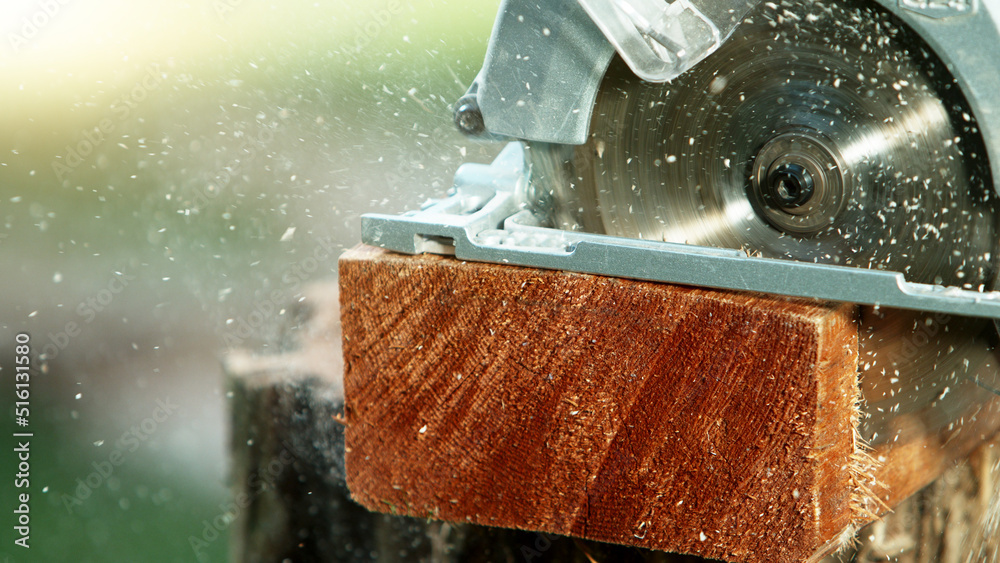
[749,129,851,236]
[766,163,814,209]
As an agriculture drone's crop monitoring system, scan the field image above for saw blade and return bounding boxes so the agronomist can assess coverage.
[540,0,1000,442]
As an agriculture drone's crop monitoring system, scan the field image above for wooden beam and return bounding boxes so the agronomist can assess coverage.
[342,246,877,562]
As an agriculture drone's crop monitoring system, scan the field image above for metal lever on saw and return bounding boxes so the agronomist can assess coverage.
[577,0,759,82]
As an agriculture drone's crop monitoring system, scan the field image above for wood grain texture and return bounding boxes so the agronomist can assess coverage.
[341,246,867,563]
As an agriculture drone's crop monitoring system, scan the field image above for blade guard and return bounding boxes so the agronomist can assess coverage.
[577,0,756,83]
[460,0,759,144]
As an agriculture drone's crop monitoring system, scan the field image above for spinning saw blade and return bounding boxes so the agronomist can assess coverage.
[537,0,1000,441]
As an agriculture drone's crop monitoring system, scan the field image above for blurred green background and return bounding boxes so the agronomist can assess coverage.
[0,1,501,561]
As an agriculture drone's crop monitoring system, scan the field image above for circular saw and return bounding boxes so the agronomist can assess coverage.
[545,0,1000,441]
[364,0,1000,442]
